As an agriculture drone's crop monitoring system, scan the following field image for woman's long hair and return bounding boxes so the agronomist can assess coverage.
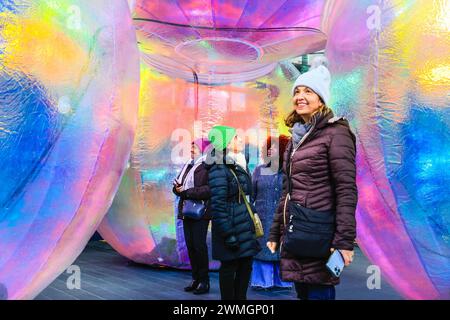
[264,134,290,171]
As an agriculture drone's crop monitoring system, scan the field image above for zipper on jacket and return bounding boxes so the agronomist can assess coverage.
[288,115,317,195]
[281,116,317,252]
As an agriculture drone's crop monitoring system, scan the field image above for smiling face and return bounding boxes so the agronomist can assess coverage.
[292,86,324,122]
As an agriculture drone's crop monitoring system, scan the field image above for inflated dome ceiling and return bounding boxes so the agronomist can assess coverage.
[134,0,327,84]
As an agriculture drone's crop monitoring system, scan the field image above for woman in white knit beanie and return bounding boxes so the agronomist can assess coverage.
[267,57,358,300]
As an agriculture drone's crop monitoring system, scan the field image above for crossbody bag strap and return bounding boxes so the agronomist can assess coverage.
[283,141,294,227]
[228,167,256,221]
[283,194,290,227]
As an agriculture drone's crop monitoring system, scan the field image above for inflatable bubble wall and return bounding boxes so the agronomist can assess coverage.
[0,0,140,299]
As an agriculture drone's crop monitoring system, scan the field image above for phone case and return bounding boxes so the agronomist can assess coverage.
[326,250,345,277]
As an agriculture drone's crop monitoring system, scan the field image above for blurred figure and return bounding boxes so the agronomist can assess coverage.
[173,138,212,295]
[206,125,260,300]
[251,135,292,290]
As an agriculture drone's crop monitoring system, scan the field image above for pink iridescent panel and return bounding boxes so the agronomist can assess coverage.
[0,0,140,299]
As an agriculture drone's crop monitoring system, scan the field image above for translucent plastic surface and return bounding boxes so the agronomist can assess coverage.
[134,0,327,84]
[0,0,140,299]
[323,0,449,299]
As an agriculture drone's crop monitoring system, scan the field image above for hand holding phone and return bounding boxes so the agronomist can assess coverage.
[326,249,345,278]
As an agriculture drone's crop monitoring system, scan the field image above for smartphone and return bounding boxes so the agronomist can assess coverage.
[326,250,345,278]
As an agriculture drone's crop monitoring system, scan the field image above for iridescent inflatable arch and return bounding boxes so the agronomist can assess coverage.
[0,0,140,299]
[99,0,449,300]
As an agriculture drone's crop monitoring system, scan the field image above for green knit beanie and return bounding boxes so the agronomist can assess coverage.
[208,125,237,151]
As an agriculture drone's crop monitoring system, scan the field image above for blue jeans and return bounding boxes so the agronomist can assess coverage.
[294,283,336,300]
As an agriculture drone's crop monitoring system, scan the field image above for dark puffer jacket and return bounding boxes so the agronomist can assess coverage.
[269,109,358,285]
[173,161,211,220]
[206,156,261,262]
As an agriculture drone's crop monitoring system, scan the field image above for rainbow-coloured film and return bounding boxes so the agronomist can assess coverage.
[0,0,140,299]
[134,0,327,84]
[323,0,449,300]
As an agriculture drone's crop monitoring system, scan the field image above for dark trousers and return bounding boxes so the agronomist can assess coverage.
[219,256,253,300]
[183,219,210,283]
[294,283,336,300]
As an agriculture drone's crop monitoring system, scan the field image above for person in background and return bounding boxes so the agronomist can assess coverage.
[173,138,212,295]
[250,134,292,290]
[206,125,260,300]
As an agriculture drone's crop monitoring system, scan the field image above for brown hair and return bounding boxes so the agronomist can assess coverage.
[264,134,290,170]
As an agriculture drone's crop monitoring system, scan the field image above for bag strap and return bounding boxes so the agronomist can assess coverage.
[228,167,257,223]
[282,194,290,227]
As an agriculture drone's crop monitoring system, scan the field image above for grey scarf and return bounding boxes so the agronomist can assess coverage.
[291,122,312,146]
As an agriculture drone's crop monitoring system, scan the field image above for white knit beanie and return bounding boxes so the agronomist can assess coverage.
[291,56,331,106]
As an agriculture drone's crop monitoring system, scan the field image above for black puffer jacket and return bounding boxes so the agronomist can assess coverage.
[206,156,261,262]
